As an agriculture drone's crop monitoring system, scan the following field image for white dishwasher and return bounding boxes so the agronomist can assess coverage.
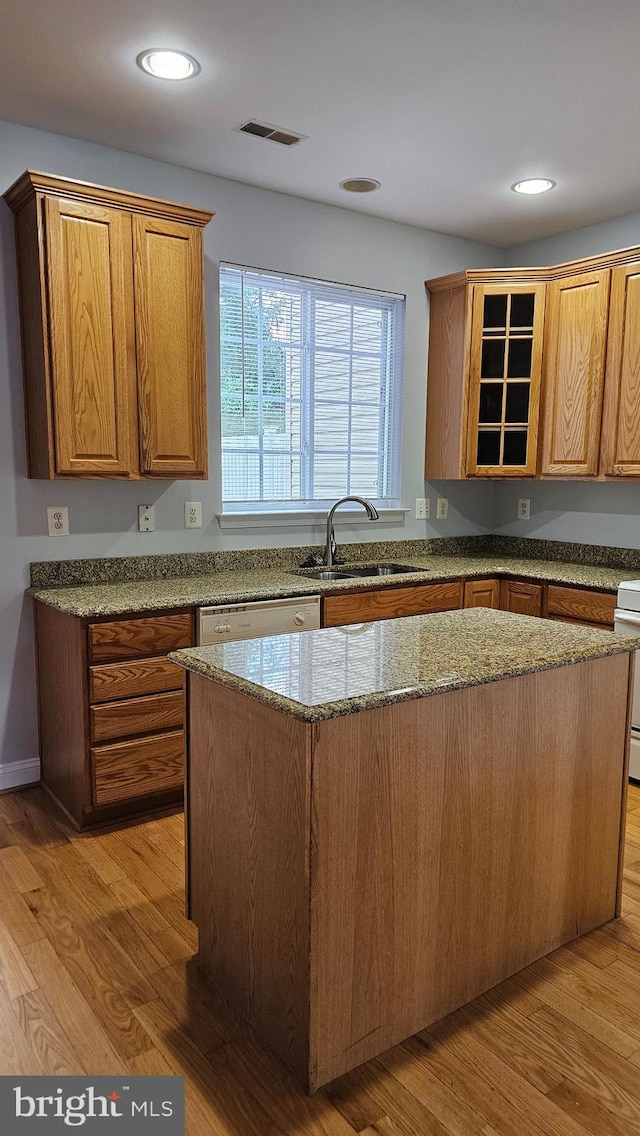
[615,580,640,782]
[197,594,321,645]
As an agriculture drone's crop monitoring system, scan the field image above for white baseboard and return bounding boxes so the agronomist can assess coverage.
[0,758,41,792]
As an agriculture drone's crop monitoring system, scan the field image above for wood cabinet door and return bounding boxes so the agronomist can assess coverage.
[132,215,208,478]
[540,269,610,476]
[467,284,545,476]
[463,579,500,608]
[44,197,138,476]
[600,261,640,476]
[499,579,542,617]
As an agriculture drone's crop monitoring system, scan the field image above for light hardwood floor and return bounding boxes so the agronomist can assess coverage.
[3,784,640,1135]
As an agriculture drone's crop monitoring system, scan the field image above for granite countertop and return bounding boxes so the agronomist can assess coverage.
[28,554,633,618]
[169,608,640,722]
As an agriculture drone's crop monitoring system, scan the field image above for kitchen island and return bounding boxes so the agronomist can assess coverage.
[171,608,637,1092]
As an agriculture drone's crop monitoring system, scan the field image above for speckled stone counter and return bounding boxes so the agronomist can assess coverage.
[29,554,634,618]
[170,607,640,722]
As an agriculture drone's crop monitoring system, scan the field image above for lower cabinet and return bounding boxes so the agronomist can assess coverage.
[35,602,193,829]
[322,580,462,627]
[499,579,543,617]
[322,576,615,632]
[463,578,501,609]
[543,584,616,629]
[500,579,615,627]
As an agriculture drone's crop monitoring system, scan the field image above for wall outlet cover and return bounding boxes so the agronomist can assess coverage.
[185,501,203,529]
[518,498,531,520]
[47,506,69,537]
[436,497,449,520]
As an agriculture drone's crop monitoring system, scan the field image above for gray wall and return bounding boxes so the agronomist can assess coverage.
[493,211,640,547]
[505,210,640,268]
[492,481,640,547]
[0,118,498,780]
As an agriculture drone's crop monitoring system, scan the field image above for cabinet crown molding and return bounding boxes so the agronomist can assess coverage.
[425,243,640,293]
[3,169,215,227]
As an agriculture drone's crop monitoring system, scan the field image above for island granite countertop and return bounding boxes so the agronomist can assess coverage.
[29,553,635,618]
[169,607,640,722]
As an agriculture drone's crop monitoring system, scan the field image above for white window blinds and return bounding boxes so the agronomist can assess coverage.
[219,264,404,509]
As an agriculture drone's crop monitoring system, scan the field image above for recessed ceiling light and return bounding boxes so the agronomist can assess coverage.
[511,178,556,195]
[340,178,381,194]
[136,49,200,81]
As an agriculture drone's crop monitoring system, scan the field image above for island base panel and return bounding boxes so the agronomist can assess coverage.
[187,675,312,1085]
[310,653,630,1087]
[186,654,631,1092]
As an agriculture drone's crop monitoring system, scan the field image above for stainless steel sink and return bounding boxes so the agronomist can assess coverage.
[343,563,427,577]
[292,563,427,581]
[292,569,353,580]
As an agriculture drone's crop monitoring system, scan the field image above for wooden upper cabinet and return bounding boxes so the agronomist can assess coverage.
[467,284,545,477]
[424,283,470,479]
[424,274,546,479]
[539,269,611,477]
[133,216,207,477]
[44,197,138,477]
[4,170,213,480]
[600,261,640,476]
[425,249,640,482]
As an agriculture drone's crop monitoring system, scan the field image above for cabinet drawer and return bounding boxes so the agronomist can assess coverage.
[322,581,462,628]
[545,585,616,626]
[90,655,184,702]
[90,690,183,743]
[92,731,184,805]
[89,613,192,661]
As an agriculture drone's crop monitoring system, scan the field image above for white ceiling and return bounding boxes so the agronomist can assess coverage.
[2,0,640,247]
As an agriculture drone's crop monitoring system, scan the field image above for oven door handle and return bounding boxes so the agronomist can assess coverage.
[615,609,640,629]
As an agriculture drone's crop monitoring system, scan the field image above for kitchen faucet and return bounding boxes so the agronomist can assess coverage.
[324,496,379,566]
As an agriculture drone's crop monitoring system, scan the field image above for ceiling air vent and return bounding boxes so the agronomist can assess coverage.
[236,120,307,146]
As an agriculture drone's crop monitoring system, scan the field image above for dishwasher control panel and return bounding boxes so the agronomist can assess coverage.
[197,595,321,644]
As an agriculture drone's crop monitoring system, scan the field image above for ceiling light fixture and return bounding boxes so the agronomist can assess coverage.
[511,178,556,195]
[136,49,200,81]
[340,178,381,194]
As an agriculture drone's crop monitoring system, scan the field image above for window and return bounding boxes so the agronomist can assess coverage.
[219,264,404,511]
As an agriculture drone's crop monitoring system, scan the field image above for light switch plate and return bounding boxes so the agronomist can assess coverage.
[415,497,430,520]
[47,506,69,536]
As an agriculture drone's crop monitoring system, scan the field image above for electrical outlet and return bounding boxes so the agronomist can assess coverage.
[436,497,448,520]
[415,497,430,520]
[47,506,69,536]
[185,501,202,529]
[518,498,531,520]
[138,504,155,532]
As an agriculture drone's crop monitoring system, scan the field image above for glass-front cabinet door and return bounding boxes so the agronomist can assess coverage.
[466,284,545,476]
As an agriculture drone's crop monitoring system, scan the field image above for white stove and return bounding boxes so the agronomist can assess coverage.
[615,581,640,781]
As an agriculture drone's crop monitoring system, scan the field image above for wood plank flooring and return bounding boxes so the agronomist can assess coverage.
[3,784,640,1134]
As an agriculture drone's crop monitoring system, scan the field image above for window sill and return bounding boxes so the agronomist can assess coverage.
[216,508,410,530]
